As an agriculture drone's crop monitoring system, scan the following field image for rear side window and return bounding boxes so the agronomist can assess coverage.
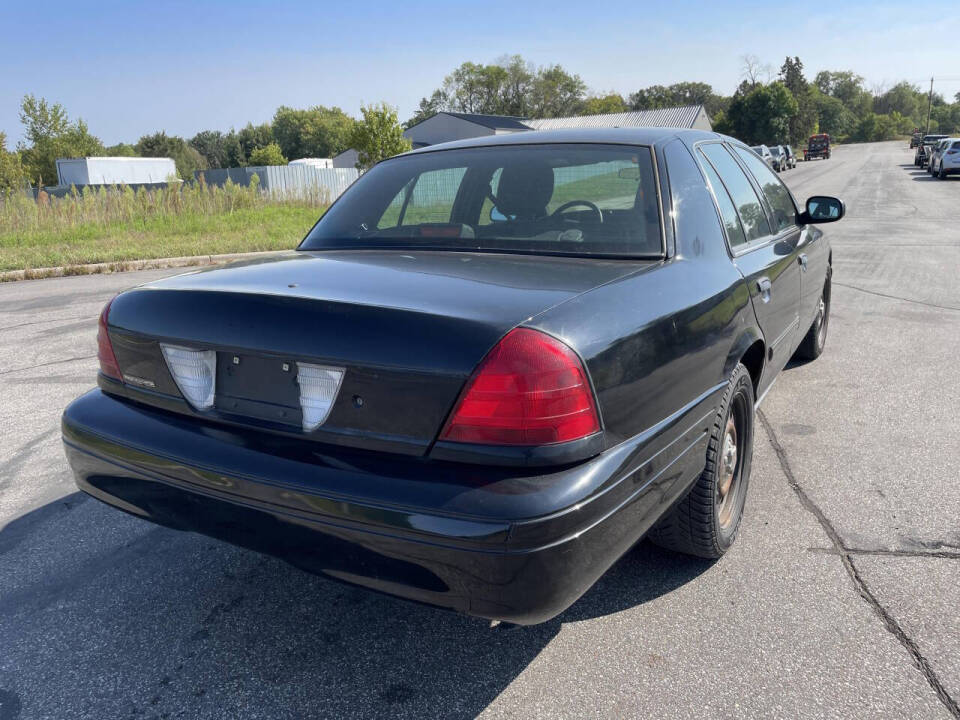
[699,143,771,242]
[699,157,747,247]
[732,145,797,233]
[663,140,728,257]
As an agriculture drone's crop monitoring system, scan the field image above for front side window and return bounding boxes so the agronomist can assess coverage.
[302,144,663,257]
[732,145,797,233]
[699,143,771,242]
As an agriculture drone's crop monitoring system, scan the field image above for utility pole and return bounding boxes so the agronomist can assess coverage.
[925,76,933,135]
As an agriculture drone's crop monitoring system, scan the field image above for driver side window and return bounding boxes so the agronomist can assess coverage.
[732,145,797,233]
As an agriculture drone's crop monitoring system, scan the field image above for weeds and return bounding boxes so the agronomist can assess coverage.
[0,178,329,271]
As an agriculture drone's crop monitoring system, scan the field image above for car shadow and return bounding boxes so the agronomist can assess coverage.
[0,491,712,719]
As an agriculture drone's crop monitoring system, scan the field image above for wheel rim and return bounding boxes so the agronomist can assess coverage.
[716,406,743,529]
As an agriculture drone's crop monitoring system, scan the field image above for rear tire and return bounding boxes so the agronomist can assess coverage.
[794,270,831,362]
[648,363,755,559]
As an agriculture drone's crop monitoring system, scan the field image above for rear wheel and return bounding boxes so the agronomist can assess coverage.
[794,271,831,361]
[648,363,754,559]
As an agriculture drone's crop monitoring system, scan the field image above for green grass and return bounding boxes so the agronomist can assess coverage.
[0,182,328,271]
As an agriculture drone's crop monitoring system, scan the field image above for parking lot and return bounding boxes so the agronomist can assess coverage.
[0,139,958,719]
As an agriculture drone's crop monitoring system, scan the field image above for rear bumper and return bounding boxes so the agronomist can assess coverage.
[62,389,713,624]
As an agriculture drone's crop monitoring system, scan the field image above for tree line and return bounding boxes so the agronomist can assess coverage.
[0,98,409,190]
[410,54,960,147]
[4,53,960,193]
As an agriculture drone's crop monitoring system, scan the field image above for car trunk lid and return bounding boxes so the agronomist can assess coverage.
[106,250,650,455]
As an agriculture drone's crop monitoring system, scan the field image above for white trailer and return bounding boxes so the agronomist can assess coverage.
[55,157,178,186]
[289,158,334,169]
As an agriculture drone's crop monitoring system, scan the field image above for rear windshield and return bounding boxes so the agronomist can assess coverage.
[770,147,782,155]
[300,144,663,257]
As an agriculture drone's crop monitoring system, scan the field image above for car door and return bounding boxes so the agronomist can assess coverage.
[696,142,802,392]
[731,143,825,338]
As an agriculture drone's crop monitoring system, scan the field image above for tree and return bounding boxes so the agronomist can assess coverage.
[190,130,233,169]
[271,105,355,160]
[629,82,728,117]
[349,103,412,170]
[104,143,137,157]
[236,123,273,164]
[248,142,287,166]
[874,81,922,119]
[406,56,586,121]
[405,90,447,128]
[814,70,872,116]
[529,64,588,117]
[17,94,104,186]
[0,132,26,193]
[726,82,798,145]
[779,57,818,145]
[812,91,856,138]
[135,131,207,180]
[740,54,772,88]
[581,93,629,115]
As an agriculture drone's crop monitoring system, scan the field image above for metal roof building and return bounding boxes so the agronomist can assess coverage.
[524,105,711,132]
[404,112,531,149]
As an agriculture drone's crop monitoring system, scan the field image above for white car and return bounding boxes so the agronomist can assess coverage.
[929,138,960,179]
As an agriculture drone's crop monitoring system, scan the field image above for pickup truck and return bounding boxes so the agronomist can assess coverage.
[915,134,948,167]
[804,133,831,161]
[63,128,844,625]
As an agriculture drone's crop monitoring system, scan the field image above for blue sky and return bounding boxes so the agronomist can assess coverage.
[3,0,959,146]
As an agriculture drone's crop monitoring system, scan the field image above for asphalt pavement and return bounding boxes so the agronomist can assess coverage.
[0,141,957,719]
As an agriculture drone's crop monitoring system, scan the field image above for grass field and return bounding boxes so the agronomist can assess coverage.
[0,181,327,272]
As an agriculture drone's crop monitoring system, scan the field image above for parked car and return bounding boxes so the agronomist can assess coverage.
[63,129,843,625]
[927,139,950,175]
[768,145,790,172]
[750,144,776,169]
[804,133,831,161]
[915,134,947,167]
[782,145,798,168]
[929,137,960,178]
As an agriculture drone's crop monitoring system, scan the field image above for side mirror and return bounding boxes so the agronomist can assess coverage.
[799,195,845,224]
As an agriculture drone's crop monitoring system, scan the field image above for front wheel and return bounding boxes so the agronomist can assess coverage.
[648,363,755,559]
[794,271,831,361]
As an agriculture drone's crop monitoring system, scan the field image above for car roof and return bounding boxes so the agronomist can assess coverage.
[403,127,728,155]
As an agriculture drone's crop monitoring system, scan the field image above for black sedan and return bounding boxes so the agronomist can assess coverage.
[62,129,843,625]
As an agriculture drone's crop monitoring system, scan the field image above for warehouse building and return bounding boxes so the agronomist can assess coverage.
[523,105,712,132]
[403,112,532,148]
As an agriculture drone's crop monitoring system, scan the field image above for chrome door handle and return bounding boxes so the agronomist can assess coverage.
[798,253,808,270]
[757,277,772,302]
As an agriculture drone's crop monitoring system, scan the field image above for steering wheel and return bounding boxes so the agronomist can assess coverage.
[551,200,603,224]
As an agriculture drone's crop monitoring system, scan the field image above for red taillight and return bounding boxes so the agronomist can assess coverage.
[97,297,122,381]
[439,328,600,446]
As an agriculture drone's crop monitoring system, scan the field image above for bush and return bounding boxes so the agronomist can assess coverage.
[0,132,27,194]
[248,143,288,166]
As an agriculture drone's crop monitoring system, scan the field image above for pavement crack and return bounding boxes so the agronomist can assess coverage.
[759,409,960,718]
[0,313,91,332]
[807,547,960,561]
[833,281,960,312]
[0,354,97,376]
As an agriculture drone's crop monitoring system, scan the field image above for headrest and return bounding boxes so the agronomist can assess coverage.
[495,162,554,218]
